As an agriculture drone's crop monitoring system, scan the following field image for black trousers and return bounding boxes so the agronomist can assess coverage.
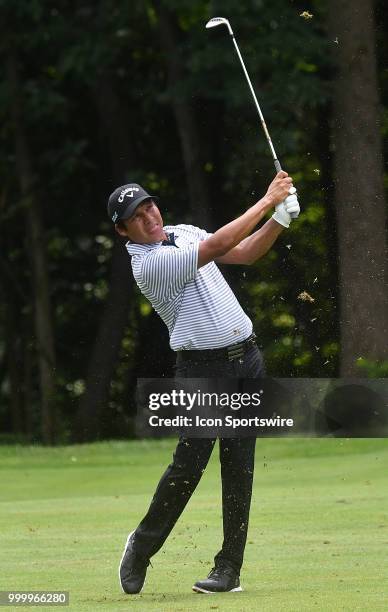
[133,343,265,573]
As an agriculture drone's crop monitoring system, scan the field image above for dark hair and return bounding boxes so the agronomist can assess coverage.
[115,219,126,230]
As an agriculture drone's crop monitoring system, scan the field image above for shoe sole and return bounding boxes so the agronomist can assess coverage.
[119,530,146,595]
[192,585,243,594]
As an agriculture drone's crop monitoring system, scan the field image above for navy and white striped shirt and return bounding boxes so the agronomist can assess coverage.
[126,224,252,350]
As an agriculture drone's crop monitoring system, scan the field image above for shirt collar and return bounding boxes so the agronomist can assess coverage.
[161,231,177,247]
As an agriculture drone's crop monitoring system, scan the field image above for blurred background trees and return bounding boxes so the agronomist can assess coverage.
[0,0,386,443]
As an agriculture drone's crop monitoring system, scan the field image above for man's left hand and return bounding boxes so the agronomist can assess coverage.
[284,186,300,218]
[272,188,300,228]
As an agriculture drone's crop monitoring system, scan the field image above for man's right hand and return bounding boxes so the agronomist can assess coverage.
[263,171,294,209]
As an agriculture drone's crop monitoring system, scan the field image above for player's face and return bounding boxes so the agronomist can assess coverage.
[115,200,166,243]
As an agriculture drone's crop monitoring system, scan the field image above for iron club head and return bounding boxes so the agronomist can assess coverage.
[205,17,233,35]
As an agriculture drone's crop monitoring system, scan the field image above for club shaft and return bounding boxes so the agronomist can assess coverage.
[230,34,281,172]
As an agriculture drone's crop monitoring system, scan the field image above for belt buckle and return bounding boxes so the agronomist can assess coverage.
[227,342,244,361]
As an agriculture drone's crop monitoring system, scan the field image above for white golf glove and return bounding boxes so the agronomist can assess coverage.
[272,187,300,228]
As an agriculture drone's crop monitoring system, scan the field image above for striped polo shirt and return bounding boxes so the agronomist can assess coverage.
[126,224,252,351]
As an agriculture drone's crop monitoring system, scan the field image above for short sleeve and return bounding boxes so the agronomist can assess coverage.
[196,227,213,241]
[140,245,198,303]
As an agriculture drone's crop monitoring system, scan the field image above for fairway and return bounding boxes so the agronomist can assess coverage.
[0,439,387,611]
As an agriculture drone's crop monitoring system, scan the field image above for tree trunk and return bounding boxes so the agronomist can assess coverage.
[75,76,135,441]
[0,251,26,436]
[327,0,388,375]
[7,55,57,443]
[5,298,24,435]
[155,3,212,229]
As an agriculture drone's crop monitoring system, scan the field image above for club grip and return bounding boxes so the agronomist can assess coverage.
[274,160,298,219]
[274,159,282,173]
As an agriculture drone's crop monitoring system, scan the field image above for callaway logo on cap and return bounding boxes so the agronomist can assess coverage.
[107,183,159,223]
[118,186,140,202]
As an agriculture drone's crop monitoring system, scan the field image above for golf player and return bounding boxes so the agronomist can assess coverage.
[108,172,299,594]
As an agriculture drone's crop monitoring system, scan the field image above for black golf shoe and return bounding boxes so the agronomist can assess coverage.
[119,531,149,594]
[192,562,242,594]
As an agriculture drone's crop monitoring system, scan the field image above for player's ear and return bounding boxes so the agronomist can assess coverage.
[115,222,128,237]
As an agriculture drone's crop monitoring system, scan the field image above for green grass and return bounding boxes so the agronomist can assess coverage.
[0,438,387,611]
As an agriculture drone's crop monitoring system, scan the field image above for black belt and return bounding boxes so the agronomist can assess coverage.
[177,333,257,363]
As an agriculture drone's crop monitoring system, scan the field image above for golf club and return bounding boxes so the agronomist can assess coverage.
[205,17,297,216]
